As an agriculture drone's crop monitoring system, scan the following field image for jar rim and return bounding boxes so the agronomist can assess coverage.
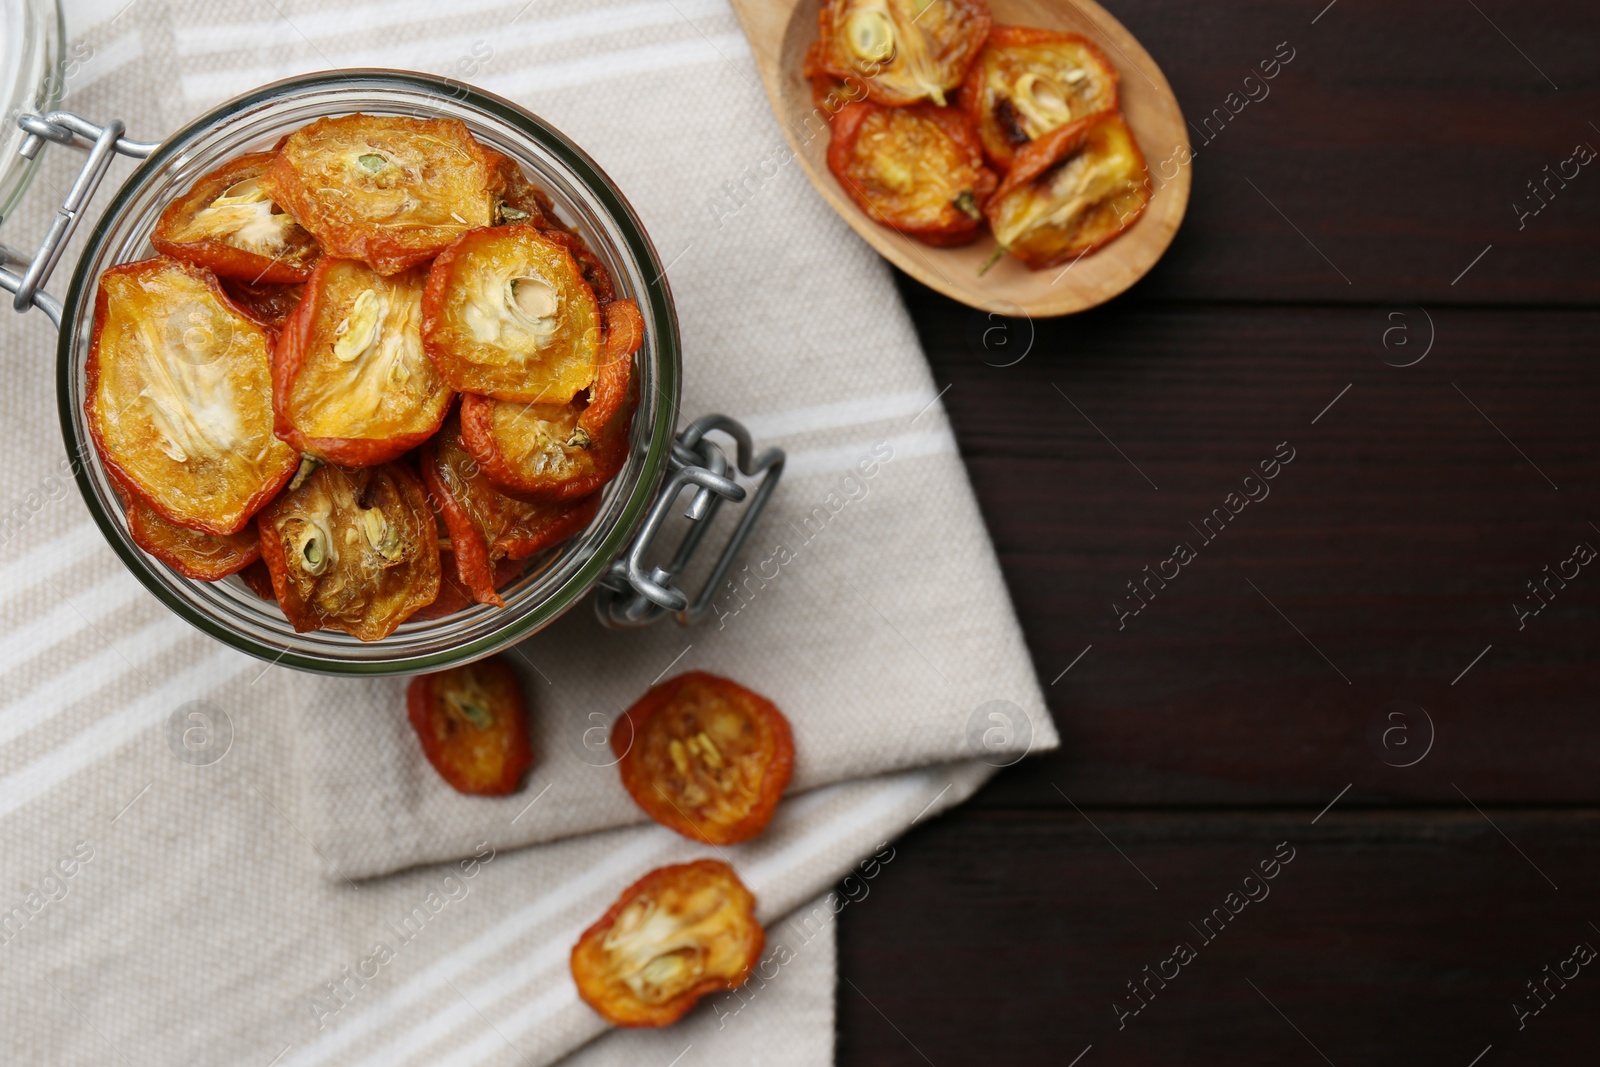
[0,0,66,219]
[55,69,682,675]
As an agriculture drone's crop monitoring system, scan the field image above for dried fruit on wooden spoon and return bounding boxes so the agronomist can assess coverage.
[960,26,1119,171]
[984,109,1151,270]
[813,0,992,107]
[827,101,997,245]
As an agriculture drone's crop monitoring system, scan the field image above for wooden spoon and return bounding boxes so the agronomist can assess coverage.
[727,0,1190,317]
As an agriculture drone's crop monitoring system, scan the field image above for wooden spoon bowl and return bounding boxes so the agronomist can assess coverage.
[728,0,1190,317]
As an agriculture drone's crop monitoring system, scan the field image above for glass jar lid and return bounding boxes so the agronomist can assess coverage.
[0,0,64,222]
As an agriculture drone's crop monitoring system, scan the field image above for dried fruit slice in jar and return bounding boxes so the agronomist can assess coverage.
[260,114,503,275]
[614,672,794,845]
[151,152,321,283]
[457,295,641,498]
[458,387,635,502]
[109,470,260,581]
[407,657,533,795]
[827,101,997,246]
[421,412,601,608]
[538,227,618,306]
[422,224,601,404]
[411,555,524,620]
[572,860,765,1028]
[814,0,992,107]
[489,151,558,228]
[221,279,304,331]
[239,559,277,600]
[273,258,452,466]
[583,297,643,435]
[86,257,299,536]
[960,26,1119,171]
[257,461,441,640]
[984,109,1151,270]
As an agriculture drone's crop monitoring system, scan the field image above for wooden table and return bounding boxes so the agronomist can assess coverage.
[837,2,1600,1062]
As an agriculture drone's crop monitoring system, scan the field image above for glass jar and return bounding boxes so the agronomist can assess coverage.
[1,70,782,675]
[0,0,64,220]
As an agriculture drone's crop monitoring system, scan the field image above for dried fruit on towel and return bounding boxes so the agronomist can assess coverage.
[827,101,997,245]
[960,26,1119,171]
[109,469,260,581]
[614,671,794,845]
[86,256,298,536]
[984,109,1150,270]
[273,258,452,466]
[572,860,765,1028]
[421,412,600,608]
[813,0,992,107]
[257,461,441,640]
[151,152,321,283]
[422,224,602,404]
[260,114,502,275]
[407,657,533,795]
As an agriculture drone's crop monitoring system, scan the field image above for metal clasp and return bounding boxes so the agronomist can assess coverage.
[0,111,160,327]
[595,414,784,628]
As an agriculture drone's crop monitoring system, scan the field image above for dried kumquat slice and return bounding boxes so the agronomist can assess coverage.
[488,151,559,228]
[221,278,304,332]
[260,114,502,275]
[86,256,298,536]
[814,0,991,107]
[406,657,533,795]
[420,411,600,608]
[572,860,765,1028]
[458,385,634,503]
[238,559,277,600]
[984,109,1151,270]
[614,671,794,846]
[257,461,441,640]
[151,152,321,283]
[960,26,1119,171]
[422,224,602,404]
[827,101,997,246]
[109,469,260,581]
[273,258,452,466]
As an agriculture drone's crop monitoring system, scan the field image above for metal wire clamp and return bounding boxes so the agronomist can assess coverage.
[595,414,784,628]
[1,111,161,328]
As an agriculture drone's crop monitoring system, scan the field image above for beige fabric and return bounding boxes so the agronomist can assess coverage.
[0,1,1053,1065]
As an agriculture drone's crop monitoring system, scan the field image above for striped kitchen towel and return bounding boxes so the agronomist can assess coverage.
[0,1,1053,1065]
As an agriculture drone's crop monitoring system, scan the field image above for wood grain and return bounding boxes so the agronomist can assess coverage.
[901,288,1600,804]
[837,809,1600,1065]
[727,0,1191,316]
[832,1,1600,1061]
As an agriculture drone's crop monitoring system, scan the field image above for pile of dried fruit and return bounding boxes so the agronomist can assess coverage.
[808,0,1152,269]
[86,114,643,640]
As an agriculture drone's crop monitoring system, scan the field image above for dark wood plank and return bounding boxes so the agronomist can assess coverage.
[836,807,1600,1066]
[896,277,1600,804]
[1094,0,1600,304]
